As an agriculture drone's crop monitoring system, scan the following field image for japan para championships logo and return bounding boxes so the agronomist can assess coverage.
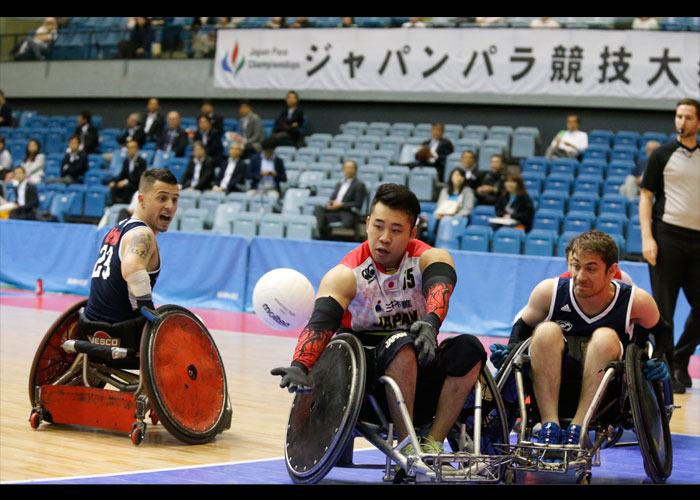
[222,42,245,76]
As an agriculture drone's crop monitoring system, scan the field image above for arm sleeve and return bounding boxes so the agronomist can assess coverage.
[421,261,457,331]
[291,296,345,373]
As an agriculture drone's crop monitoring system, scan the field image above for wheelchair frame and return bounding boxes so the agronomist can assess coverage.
[284,333,513,484]
[28,300,232,446]
[494,337,676,484]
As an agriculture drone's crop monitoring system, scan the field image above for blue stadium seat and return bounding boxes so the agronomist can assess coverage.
[383,166,409,185]
[274,146,296,163]
[281,188,312,215]
[538,190,568,213]
[84,170,108,186]
[464,125,488,142]
[599,193,627,215]
[408,167,436,201]
[511,127,540,159]
[610,146,637,163]
[167,158,188,182]
[573,175,602,196]
[355,135,380,151]
[84,186,109,218]
[232,212,259,238]
[295,147,320,164]
[563,210,595,234]
[557,231,582,257]
[286,214,317,240]
[259,214,287,238]
[596,212,627,236]
[492,227,525,255]
[211,202,243,233]
[582,145,610,162]
[578,159,605,178]
[603,176,626,195]
[626,215,642,257]
[549,158,578,177]
[368,149,394,166]
[471,205,496,226]
[38,191,54,212]
[307,133,333,150]
[434,216,468,250]
[607,160,634,178]
[49,192,75,222]
[344,149,371,166]
[544,173,574,194]
[568,192,599,214]
[521,157,549,176]
[390,123,414,139]
[459,225,493,252]
[588,130,614,148]
[340,121,367,136]
[331,134,356,150]
[524,229,557,257]
[65,184,86,217]
[319,148,345,164]
[198,190,225,227]
[180,208,207,233]
[532,208,563,233]
[614,131,640,149]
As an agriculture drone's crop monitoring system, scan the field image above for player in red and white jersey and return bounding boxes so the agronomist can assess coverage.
[273,184,486,456]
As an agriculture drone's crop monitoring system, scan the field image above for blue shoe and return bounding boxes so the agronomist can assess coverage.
[537,422,561,445]
[536,422,561,464]
[562,424,581,446]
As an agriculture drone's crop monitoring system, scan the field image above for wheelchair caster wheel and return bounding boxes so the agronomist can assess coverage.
[130,423,146,445]
[576,471,592,484]
[503,469,517,484]
[29,411,42,429]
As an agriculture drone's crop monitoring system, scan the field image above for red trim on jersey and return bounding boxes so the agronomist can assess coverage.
[340,239,433,273]
[560,270,622,280]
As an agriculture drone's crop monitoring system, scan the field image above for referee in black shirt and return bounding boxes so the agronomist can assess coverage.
[639,98,700,393]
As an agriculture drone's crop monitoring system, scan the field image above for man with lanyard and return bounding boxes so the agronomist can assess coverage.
[639,98,700,393]
[272,183,486,464]
[82,169,179,350]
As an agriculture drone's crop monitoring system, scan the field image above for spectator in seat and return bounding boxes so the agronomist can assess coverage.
[313,160,367,240]
[47,136,87,185]
[290,17,314,28]
[545,114,588,160]
[200,100,224,133]
[494,173,535,232]
[632,17,659,30]
[475,154,507,206]
[108,140,147,205]
[212,142,248,194]
[530,17,561,28]
[143,98,165,143]
[460,150,480,190]
[265,17,288,29]
[248,138,287,202]
[12,17,57,61]
[7,166,38,220]
[620,140,660,201]
[415,123,454,184]
[118,17,154,59]
[21,139,45,184]
[0,90,12,128]
[272,91,306,147]
[74,111,100,154]
[434,167,475,222]
[234,100,265,159]
[117,113,146,149]
[0,135,13,180]
[402,17,426,28]
[156,111,189,157]
[180,141,215,191]
[194,114,224,168]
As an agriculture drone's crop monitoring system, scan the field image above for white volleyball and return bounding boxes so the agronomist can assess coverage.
[252,268,315,330]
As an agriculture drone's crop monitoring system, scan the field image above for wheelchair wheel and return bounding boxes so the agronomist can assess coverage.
[625,343,673,483]
[494,339,532,433]
[28,299,87,408]
[140,305,231,445]
[451,365,511,457]
[285,333,366,484]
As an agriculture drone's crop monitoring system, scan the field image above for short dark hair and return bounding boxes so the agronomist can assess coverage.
[79,111,91,122]
[139,168,178,193]
[261,138,276,151]
[370,183,421,227]
[677,98,700,118]
[569,230,618,271]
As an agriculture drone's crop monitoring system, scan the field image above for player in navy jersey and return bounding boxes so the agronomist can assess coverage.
[84,168,179,327]
[493,230,671,448]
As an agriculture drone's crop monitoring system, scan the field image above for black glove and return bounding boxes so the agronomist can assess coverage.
[271,365,313,394]
[410,320,438,366]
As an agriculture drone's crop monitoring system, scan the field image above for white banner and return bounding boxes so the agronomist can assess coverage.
[214,28,699,100]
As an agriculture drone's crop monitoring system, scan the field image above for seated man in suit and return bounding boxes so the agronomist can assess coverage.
[117,112,147,149]
[247,138,287,202]
[200,99,224,133]
[235,100,265,159]
[212,142,248,194]
[194,114,224,168]
[156,111,189,158]
[313,160,367,240]
[8,165,38,220]
[47,135,88,185]
[143,98,165,143]
[180,141,215,191]
[415,123,454,183]
[271,90,306,147]
[108,140,147,205]
[74,111,100,154]
[475,154,507,206]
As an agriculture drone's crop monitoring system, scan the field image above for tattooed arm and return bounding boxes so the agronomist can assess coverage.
[120,226,156,282]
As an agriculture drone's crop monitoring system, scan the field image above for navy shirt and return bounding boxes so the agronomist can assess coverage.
[84,218,159,323]
[545,277,635,342]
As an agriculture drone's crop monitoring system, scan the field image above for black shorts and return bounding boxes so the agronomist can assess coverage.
[348,330,486,426]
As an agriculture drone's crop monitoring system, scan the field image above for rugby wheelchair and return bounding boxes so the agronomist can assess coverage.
[493,334,676,484]
[282,333,514,484]
[28,299,232,445]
